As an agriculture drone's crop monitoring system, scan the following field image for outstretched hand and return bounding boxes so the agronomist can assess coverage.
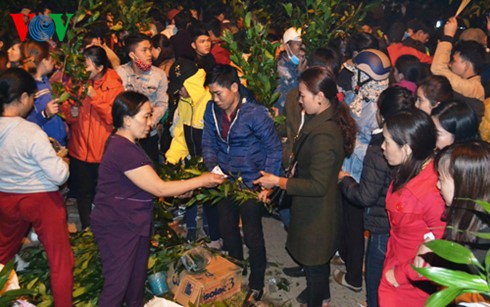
[252,171,280,189]
[200,172,226,188]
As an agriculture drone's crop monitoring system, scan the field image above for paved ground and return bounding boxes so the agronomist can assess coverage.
[65,202,365,306]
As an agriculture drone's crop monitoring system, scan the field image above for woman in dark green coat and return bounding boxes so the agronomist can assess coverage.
[254,67,356,306]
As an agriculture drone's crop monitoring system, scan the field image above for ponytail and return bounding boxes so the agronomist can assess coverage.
[333,95,357,157]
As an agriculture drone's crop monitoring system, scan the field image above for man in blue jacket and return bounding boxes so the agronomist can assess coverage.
[202,65,282,306]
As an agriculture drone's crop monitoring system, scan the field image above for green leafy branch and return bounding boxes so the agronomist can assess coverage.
[155,157,265,210]
[221,11,281,111]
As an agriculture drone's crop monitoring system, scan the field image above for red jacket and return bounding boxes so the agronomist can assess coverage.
[211,42,230,65]
[378,161,446,306]
[387,43,433,65]
[62,69,123,163]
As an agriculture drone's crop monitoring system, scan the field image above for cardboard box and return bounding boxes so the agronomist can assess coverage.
[167,255,242,306]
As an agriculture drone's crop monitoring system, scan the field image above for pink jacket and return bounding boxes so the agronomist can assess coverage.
[379,161,446,306]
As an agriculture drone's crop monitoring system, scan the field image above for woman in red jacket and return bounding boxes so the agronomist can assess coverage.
[378,109,446,306]
[62,46,123,229]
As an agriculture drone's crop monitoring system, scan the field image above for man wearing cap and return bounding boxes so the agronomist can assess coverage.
[202,65,282,306]
[165,58,221,246]
[274,27,306,114]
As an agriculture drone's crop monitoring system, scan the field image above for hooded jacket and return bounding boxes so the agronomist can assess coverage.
[165,69,211,164]
[61,68,123,163]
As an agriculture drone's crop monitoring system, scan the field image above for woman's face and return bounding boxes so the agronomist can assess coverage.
[381,127,408,166]
[433,116,454,150]
[41,56,55,74]
[415,87,436,115]
[126,101,152,139]
[437,166,454,206]
[298,82,322,115]
[7,43,21,63]
[151,46,161,60]
[84,57,103,80]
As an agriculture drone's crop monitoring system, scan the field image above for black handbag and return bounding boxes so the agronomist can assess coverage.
[269,133,308,209]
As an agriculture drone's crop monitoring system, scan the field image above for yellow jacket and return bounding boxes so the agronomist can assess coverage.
[431,41,484,101]
[480,97,490,142]
[165,69,211,164]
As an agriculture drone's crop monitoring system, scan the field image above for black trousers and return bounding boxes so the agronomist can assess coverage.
[70,157,99,229]
[338,195,365,287]
[304,263,331,307]
[217,198,266,290]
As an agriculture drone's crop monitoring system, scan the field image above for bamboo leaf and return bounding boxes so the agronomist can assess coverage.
[414,266,490,292]
[425,287,462,307]
[425,239,480,266]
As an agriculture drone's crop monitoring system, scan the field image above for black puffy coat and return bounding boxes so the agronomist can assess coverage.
[339,131,392,234]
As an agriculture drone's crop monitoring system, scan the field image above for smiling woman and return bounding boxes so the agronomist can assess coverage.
[60,45,124,230]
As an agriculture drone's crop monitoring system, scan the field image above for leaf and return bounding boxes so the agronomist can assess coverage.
[0,259,14,290]
[244,12,252,29]
[73,286,86,297]
[413,266,490,292]
[425,287,462,307]
[283,3,293,17]
[75,12,86,24]
[425,239,480,266]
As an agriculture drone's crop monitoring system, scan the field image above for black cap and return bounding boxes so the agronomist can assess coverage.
[168,58,199,95]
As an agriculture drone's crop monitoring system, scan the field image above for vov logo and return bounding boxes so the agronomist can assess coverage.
[10,13,74,42]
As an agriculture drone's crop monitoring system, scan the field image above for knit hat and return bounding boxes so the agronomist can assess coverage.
[168,58,199,95]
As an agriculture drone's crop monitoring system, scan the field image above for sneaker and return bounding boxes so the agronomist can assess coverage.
[331,255,345,265]
[282,266,306,277]
[333,269,362,292]
[206,239,222,250]
[243,288,263,307]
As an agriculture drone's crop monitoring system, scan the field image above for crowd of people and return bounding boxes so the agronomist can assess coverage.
[1,2,490,307]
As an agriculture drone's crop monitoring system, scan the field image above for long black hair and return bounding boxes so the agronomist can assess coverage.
[384,109,436,192]
[299,66,357,156]
[431,100,480,145]
[436,141,490,243]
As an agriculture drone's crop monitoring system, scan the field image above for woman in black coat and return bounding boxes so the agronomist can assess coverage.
[255,67,357,306]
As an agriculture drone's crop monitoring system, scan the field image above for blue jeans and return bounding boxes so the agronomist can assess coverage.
[365,233,388,307]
